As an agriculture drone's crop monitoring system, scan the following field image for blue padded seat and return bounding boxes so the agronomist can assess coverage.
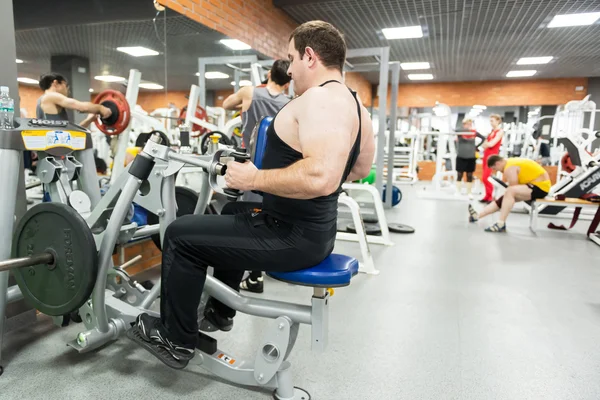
[267,254,359,288]
[252,116,272,169]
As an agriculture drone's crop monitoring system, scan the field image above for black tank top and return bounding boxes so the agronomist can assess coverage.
[261,80,362,231]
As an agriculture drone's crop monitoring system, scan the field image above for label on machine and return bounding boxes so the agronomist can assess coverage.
[21,130,86,151]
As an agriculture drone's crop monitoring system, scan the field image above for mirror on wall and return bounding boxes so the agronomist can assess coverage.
[14,0,270,118]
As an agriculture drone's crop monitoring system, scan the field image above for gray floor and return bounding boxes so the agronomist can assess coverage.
[2,185,600,399]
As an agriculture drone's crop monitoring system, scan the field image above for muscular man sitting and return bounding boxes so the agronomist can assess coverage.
[37,73,111,127]
[131,20,375,368]
[468,155,551,232]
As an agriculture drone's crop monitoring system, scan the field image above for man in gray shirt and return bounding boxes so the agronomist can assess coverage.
[223,60,291,149]
[455,118,484,198]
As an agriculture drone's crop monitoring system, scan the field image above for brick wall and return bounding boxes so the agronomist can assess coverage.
[136,91,189,112]
[345,72,372,107]
[375,78,588,108]
[18,84,43,117]
[159,0,296,59]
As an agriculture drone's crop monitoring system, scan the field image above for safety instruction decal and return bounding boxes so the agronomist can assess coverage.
[21,130,86,151]
[217,353,236,365]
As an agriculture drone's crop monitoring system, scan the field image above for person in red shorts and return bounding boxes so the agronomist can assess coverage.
[480,113,504,203]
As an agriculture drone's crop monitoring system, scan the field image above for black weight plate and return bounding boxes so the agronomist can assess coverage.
[346,223,382,236]
[147,186,200,250]
[388,223,415,234]
[12,203,98,317]
[362,217,379,224]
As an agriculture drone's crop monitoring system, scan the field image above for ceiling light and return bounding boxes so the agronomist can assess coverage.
[547,12,600,28]
[506,70,537,78]
[517,56,553,65]
[139,82,164,90]
[220,39,251,50]
[17,77,39,85]
[116,46,159,57]
[231,80,253,87]
[94,75,126,82]
[400,62,430,70]
[407,74,433,81]
[473,105,487,109]
[16,59,23,64]
[89,88,94,93]
[205,71,230,79]
[382,25,423,39]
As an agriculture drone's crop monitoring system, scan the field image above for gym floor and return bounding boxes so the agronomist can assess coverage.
[1,186,600,400]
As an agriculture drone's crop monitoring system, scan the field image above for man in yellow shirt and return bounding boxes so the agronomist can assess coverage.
[468,155,551,232]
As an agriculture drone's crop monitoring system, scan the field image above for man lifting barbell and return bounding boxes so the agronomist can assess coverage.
[37,73,112,127]
[130,20,376,368]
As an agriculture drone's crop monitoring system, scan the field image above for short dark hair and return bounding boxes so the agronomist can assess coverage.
[269,59,291,86]
[289,20,346,72]
[39,73,67,90]
[487,154,504,168]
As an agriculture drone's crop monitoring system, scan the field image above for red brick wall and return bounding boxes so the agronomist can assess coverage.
[345,72,372,107]
[374,78,588,108]
[136,91,189,112]
[18,84,43,117]
[159,0,296,59]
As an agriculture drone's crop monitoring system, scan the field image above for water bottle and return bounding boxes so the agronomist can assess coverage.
[0,86,15,129]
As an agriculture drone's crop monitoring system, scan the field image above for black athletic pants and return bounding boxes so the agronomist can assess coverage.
[160,201,336,347]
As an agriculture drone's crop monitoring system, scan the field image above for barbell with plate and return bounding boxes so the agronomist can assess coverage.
[1,202,98,317]
[93,89,132,136]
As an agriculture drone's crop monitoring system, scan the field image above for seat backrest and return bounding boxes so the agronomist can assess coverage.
[250,116,272,169]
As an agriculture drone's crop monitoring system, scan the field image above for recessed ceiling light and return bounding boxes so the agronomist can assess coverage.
[407,74,433,81]
[547,12,600,28]
[220,39,251,50]
[94,75,126,83]
[205,71,230,79]
[230,80,253,87]
[16,59,23,64]
[473,105,487,109]
[116,46,159,57]
[382,25,423,40]
[400,62,430,70]
[17,77,38,84]
[506,70,537,78]
[517,56,553,65]
[139,82,164,90]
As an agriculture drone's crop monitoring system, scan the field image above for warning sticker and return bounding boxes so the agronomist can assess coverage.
[217,353,236,365]
[21,130,86,151]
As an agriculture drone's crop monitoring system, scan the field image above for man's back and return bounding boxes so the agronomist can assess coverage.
[260,82,367,232]
[506,157,550,191]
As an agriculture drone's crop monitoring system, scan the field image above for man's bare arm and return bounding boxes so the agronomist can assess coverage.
[223,86,251,111]
[346,105,375,182]
[253,89,355,199]
[44,92,106,114]
[504,166,519,186]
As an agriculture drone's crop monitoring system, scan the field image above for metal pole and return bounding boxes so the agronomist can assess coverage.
[0,149,22,370]
[385,63,400,208]
[0,253,54,272]
[111,69,142,184]
[233,69,241,93]
[197,59,206,109]
[375,48,390,195]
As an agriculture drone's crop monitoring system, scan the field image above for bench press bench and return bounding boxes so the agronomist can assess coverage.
[529,197,600,234]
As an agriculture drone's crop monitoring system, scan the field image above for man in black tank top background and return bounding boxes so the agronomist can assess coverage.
[132,20,375,367]
[37,73,111,127]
